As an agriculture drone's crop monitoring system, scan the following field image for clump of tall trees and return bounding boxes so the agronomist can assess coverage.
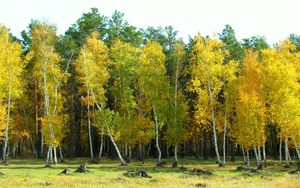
[0,8,300,169]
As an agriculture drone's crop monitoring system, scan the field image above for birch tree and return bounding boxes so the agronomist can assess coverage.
[189,34,228,165]
[110,39,139,159]
[30,23,65,166]
[138,41,169,165]
[76,32,109,160]
[76,32,125,164]
[234,50,266,168]
[0,25,26,164]
[261,40,300,166]
[166,42,188,166]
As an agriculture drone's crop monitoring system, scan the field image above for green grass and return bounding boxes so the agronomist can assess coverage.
[0,158,299,188]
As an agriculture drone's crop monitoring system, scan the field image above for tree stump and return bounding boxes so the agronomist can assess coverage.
[189,168,213,175]
[60,168,71,175]
[120,161,128,166]
[123,169,151,178]
[172,161,178,168]
[75,163,89,173]
[288,162,300,174]
[179,166,188,171]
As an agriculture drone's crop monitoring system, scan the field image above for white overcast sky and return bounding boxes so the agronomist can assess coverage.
[0,0,299,44]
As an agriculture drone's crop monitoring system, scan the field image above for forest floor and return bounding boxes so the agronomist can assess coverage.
[0,158,299,188]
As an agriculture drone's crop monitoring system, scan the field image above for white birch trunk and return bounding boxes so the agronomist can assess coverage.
[174,56,179,164]
[45,148,50,166]
[262,144,267,167]
[87,90,93,160]
[241,146,246,163]
[99,133,104,159]
[279,137,282,164]
[207,79,220,164]
[223,102,227,165]
[253,145,260,167]
[108,130,126,165]
[3,66,12,164]
[292,138,300,160]
[49,147,53,164]
[153,105,162,164]
[246,149,250,167]
[285,138,290,166]
[53,147,57,164]
[258,146,262,168]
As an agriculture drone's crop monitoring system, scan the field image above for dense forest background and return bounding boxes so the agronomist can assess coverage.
[0,8,300,168]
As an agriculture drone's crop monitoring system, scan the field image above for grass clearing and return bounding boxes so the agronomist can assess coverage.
[0,158,299,187]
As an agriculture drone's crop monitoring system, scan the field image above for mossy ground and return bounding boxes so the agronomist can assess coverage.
[0,158,299,188]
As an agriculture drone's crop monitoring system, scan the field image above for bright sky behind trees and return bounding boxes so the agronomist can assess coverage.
[1,0,300,44]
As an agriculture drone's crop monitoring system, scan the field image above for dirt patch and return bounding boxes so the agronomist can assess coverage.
[123,169,151,178]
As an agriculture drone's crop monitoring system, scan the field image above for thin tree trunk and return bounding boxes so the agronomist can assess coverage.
[3,75,11,164]
[279,137,282,164]
[288,147,292,162]
[195,132,200,159]
[292,138,300,160]
[253,145,260,167]
[166,143,169,158]
[43,58,55,166]
[207,79,221,164]
[41,135,44,158]
[173,56,179,165]
[12,139,16,159]
[87,90,93,160]
[29,136,37,158]
[203,131,208,160]
[153,105,162,164]
[50,148,53,164]
[59,146,64,162]
[223,102,227,165]
[230,140,235,162]
[53,147,57,164]
[295,148,300,160]
[246,150,250,167]
[242,146,246,163]
[124,144,128,158]
[108,130,126,165]
[262,144,267,167]
[139,143,144,162]
[129,146,132,161]
[174,144,178,163]
[99,133,104,159]
[257,146,262,169]
[285,138,290,167]
[147,141,151,158]
[46,148,50,166]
